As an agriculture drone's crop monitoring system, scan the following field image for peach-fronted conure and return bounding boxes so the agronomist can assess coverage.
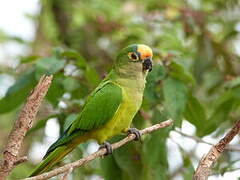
[30,44,153,176]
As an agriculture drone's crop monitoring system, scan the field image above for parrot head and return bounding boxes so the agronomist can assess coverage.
[115,44,153,76]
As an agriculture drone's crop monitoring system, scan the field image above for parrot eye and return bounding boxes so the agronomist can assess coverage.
[128,52,139,61]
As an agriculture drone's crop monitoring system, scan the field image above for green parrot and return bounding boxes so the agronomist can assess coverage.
[30,44,153,176]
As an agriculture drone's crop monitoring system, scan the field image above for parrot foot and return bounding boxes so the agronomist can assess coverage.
[99,141,113,155]
[128,128,141,141]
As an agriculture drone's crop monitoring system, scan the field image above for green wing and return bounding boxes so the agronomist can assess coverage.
[44,81,122,157]
[68,82,122,133]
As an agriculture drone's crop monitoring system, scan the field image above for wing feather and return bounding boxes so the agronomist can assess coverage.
[69,82,122,133]
[44,81,122,157]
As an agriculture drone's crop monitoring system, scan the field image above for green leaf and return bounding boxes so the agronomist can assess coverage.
[46,76,65,106]
[52,47,63,59]
[202,88,240,135]
[163,77,188,126]
[35,57,66,79]
[142,110,170,180]
[169,61,195,85]
[0,69,36,114]
[100,155,123,180]
[132,111,145,130]
[142,135,169,180]
[114,140,143,180]
[224,77,240,89]
[61,50,87,69]
[85,67,100,86]
[181,149,195,180]
[204,92,236,135]
[20,55,39,63]
[184,94,207,136]
[71,83,90,99]
[145,64,166,102]
[62,77,80,92]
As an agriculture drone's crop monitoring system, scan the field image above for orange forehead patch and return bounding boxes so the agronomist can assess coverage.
[137,44,153,60]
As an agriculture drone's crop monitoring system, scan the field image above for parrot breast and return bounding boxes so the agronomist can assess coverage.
[89,80,144,144]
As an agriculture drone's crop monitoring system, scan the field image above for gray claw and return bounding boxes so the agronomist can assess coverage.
[128,128,141,141]
[99,141,113,155]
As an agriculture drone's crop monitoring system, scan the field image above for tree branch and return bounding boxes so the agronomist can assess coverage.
[0,75,53,180]
[174,130,240,151]
[13,156,28,167]
[174,129,213,146]
[22,119,173,180]
[193,120,240,180]
[60,167,73,180]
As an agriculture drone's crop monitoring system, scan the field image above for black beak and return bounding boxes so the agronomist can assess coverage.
[143,58,152,71]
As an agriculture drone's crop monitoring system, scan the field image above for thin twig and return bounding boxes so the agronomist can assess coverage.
[174,130,213,146]
[22,119,173,180]
[60,167,73,180]
[174,130,240,151]
[0,75,53,180]
[13,156,28,167]
[193,120,240,180]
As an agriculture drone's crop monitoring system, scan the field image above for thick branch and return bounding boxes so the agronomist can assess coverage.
[0,75,53,180]
[193,120,240,180]
[22,119,173,180]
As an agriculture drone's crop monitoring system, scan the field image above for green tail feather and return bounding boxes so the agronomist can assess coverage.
[29,145,75,177]
[29,126,87,177]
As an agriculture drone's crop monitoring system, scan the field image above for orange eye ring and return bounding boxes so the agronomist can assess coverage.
[128,52,139,61]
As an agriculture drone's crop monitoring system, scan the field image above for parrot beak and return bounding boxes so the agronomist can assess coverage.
[142,58,152,71]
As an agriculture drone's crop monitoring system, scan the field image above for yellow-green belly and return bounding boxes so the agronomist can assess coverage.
[89,88,142,144]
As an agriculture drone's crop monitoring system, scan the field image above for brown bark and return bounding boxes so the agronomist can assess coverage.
[193,120,240,180]
[0,75,53,180]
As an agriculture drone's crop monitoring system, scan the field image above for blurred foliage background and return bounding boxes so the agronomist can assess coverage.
[1,0,240,179]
